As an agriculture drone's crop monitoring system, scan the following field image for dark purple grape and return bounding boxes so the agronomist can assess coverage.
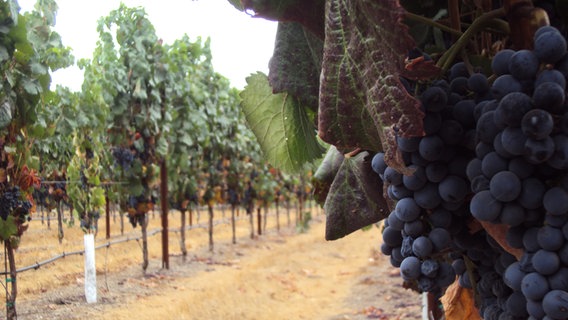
[543,290,568,319]
[534,27,567,64]
[508,49,539,80]
[492,49,515,76]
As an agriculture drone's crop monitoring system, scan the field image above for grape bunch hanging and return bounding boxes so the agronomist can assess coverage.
[373,25,568,319]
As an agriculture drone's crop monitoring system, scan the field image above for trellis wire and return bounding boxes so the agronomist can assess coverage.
[0,214,252,276]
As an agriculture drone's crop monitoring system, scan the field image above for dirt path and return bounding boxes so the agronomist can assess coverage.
[12,214,422,320]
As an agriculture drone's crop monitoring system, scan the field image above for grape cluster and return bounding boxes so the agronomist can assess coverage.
[373,56,493,298]
[466,26,568,319]
[0,187,32,221]
[373,25,568,319]
[112,147,134,170]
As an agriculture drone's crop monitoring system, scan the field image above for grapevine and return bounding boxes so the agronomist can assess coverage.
[235,0,568,318]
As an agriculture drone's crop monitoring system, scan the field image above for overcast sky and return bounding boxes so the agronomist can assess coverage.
[17,0,278,91]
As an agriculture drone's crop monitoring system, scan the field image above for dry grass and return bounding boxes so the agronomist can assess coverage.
[1,203,422,320]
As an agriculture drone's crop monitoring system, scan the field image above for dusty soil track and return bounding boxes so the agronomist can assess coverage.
[4,208,422,319]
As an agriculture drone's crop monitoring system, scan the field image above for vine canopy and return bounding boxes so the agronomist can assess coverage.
[236,0,430,239]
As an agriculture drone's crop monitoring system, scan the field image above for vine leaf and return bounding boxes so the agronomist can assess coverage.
[240,72,325,172]
[0,216,18,242]
[318,0,423,159]
[240,0,326,38]
[268,21,323,113]
[323,151,389,240]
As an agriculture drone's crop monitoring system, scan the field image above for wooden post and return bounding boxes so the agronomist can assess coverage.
[257,206,262,236]
[180,208,187,258]
[5,242,17,320]
[141,214,149,271]
[208,203,214,252]
[275,199,280,232]
[57,201,64,243]
[160,160,169,269]
[231,204,236,244]
[105,188,110,239]
[249,202,254,239]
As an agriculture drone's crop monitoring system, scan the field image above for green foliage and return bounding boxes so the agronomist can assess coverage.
[233,0,426,238]
[0,0,72,245]
[240,72,325,173]
[0,215,18,242]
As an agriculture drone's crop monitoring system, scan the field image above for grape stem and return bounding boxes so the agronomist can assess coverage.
[404,12,464,37]
[436,8,506,72]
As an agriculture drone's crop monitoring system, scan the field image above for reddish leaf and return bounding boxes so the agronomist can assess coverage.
[318,0,423,163]
[241,0,325,39]
[323,151,389,240]
[268,22,322,112]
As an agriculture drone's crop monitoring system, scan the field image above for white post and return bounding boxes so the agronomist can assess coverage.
[84,233,97,303]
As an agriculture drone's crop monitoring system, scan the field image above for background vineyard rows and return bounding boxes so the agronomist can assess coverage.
[0,1,323,318]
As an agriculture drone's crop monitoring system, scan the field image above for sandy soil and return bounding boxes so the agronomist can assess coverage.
[2,206,422,320]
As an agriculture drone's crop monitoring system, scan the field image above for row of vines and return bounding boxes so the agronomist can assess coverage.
[0,1,318,319]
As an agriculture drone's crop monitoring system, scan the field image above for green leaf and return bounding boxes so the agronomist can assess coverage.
[240,72,324,172]
[0,46,9,62]
[156,135,168,157]
[318,0,423,164]
[0,100,12,129]
[0,216,18,241]
[323,151,389,240]
[22,78,41,95]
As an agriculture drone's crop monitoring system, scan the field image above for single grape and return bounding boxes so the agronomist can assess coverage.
[449,61,469,80]
[522,272,550,300]
[491,49,515,76]
[477,111,502,144]
[489,171,521,202]
[481,151,508,178]
[491,74,523,100]
[419,135,445,161]
[421,86,448,113]
[537,225,565,251]
[534,28,567,64]
[532,249,560,275]
[403,165,428,191]
[404,220,426,238]
[505,291,528,318]
[382,226,403,247]
[508,49,539,80]
[414,183,442,209]
[450,76,469,95]
[532,82,566,114]
[427,208,452,228]
[397,136,421,153]
[425,162,448,183]
[543,290,568,319]
[499,202,525,227]
[412,236,433,258]
[470,190,502,222]
[524,136,555,164]
[504,261,526,291]
[543,187,568,215]
[468,73,490,94]
[438,175,469,203]
[536,69,566,90]
[501,127,528,156]
[400,256,422,280]
[496,92,533,127]
[421,259,439,278]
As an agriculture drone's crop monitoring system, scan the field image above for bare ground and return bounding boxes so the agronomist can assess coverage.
[3,208,422,320]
